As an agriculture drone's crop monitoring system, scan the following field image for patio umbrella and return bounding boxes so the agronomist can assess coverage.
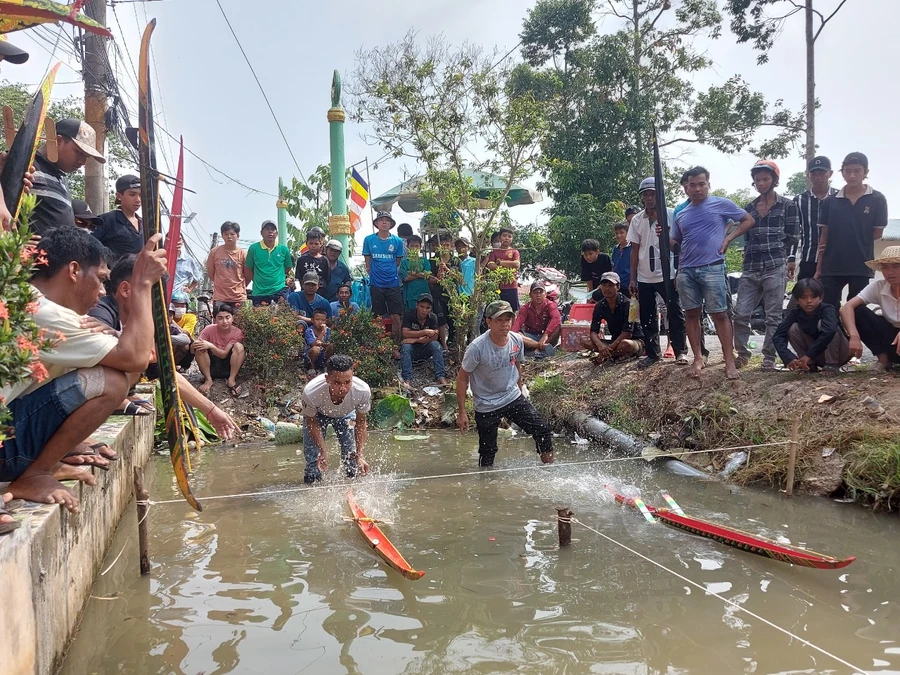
[371,168,542,212]
[0,0,112,37]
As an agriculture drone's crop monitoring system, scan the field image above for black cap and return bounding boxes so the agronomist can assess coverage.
[416,293,434,305]
[625,206,638,217]
[842,152,868,169]
[0,39,29,65]
[115,174,140,193]
[807,156,831,172]
[72,199,100,222]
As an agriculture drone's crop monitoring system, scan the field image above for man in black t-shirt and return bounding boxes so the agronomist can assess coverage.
[94,175,143,263]
[579,272,644,362]
[294,227,330,291]
[580,238,612,302]
[399,294,446,389]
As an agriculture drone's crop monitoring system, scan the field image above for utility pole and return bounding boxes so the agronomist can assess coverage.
[83,0,108,214]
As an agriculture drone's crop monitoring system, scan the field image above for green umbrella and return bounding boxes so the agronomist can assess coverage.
[371,169,541,212]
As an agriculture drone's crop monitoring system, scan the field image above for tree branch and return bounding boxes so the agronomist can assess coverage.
[814,0,849,41]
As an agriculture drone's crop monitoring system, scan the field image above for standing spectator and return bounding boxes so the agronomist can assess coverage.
[295,227,330,291]
[192,304,247,397]
[330,283,360,317]
[244,220,293,306]
[580,238,613,299]
[304,308,333,376]
[429,234,458,351]
[840,246,900,373]
[397,222,414,247]
[625,206,638,225]
[322,239,352,301]
[400,294,446,389]
[31,118,105,234]
[733,160,799,371]
[670,166,755,379]
[816,152,888,308]
[791,156,837,282]
[456,300,554,467]
[399,234,431,310]
[456,238,476,296]
[288,272,332,328]
[627,177,687,366]
[167,234,202,296]
[206,221,247,310]
[773,278,848,374]
[580,272,645,362]
[485,227,521,310]
[512,282,562,359]
[611,222,632,297]
[94,174,142,263]
[362,211,405,345]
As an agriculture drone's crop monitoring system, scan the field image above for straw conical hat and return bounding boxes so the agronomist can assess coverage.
[866,245,900,269]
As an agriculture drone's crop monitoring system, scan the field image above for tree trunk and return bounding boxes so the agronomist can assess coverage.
[805,0,815,164]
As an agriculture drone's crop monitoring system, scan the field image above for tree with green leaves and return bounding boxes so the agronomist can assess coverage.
[724,0,849,162]
[348,32,547,350]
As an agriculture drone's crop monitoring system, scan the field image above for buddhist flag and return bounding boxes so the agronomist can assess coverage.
[349,168,369,234]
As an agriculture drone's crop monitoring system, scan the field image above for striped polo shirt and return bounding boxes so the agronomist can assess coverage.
[30,153,76,234]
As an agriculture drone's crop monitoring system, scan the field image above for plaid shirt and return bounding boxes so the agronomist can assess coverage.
[742,193,799,272]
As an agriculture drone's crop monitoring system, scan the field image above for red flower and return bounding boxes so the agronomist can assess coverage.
[0,301,8,320]
[17,335,39,357]
[30,362,49,382]
[24,301,39,315]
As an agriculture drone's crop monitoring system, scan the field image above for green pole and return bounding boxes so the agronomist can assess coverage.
[327,70,350,265]
[276,176,288,247]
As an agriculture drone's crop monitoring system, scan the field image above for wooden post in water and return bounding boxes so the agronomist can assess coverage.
[557,507,574,547]
[785,415,800,498]
[134,468,151,575]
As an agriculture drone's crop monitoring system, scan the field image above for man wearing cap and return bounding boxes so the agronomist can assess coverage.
[72,200,101,230]
[30,118,105,234]
[840,246,900,374]
[816,152,888,309]
[581,272,645,362]
[322,238,352,301]
[288,272,332,328]
[294,227,330,291]
[512,281,561,359]
[791,156,837,283]
[400,293,446,388]
[362,211,405,345]
[244,220,293,306]
[94,174,142,262]
[627,177,687,366]
[457,300,554,467]
[733,160,799,371]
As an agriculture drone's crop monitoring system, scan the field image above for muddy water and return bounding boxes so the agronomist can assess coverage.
[61,431,900,675]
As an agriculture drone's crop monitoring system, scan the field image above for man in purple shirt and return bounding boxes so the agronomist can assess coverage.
[670,166,755,379]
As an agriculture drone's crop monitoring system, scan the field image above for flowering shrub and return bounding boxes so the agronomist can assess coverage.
[330,307,395,387]
[0,195,56,442]
[235,302,305,383]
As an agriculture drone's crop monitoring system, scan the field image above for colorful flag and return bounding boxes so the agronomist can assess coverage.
[349,168,369,234]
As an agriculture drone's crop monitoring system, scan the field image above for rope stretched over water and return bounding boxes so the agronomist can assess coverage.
[150,440,791,506]
[570,517,869,675]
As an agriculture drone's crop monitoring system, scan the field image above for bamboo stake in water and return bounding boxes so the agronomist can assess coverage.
[785,416,800,498]
[557,506,574,547]
[134,467,150,575]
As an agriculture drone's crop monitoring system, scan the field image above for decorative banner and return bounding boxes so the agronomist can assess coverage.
[349,167,369,234]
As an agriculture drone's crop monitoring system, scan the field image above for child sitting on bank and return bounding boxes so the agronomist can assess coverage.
[304,308,333,377]
[773,278,849,374]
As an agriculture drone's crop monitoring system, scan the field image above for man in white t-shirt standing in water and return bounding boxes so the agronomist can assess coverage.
[457,300,554,467]
[300,354,371,484]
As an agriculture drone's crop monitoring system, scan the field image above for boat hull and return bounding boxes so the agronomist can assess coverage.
[347,490,424,581]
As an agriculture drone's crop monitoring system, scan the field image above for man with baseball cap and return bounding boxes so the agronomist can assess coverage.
[94,174,142,262]
[244,220,293,306]
[288,271,332,328]
[30,118,105,234]
[457,300,554,467]
[362,210,405,346]
[322,238,352,301]
[791,156,837,283]
[816,152,888,309]
[580,271,645,362]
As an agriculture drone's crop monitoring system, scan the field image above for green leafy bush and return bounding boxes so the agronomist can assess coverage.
[330,308,395,387]
[236,303,305,382]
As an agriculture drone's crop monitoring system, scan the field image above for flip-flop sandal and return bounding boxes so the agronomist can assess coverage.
[0,515,20,535]
[228,385,249,399]
[63,445,111,470]
[113,401,152,416]
[3,499,25,512]
[91,442,118,462]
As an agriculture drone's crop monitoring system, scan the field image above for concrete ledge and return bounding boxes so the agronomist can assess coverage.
[0,412,154,675]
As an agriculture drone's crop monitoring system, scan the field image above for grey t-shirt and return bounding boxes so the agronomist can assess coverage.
[300,374,372,419]
[461,331,524,412]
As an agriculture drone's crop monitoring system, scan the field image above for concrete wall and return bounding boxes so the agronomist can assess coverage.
[0,413,154,675]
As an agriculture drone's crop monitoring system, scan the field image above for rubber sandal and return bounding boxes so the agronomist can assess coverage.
[228,384,249,399]
[3,498,25,512]
[0,512,21,535]
[113,401,152,416]
[91,442,118,461]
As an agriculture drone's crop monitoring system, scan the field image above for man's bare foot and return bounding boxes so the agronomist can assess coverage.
[198,379,213,395]
[725,365,741,380]
[54,464,98,486]
[689,359,704,379]
[540,451,554,464]
[8,473,80,512]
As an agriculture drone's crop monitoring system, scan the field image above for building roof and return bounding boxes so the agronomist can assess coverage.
[885,219,900,241]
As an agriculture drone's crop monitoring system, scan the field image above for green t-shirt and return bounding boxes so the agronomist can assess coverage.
[246,241,292,296]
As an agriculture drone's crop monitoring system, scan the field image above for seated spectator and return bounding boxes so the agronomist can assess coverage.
[167,305,194,373]
[304,308,333,376]
[773,278,849,374]
[840,246,900,373]
[512,282,562,359]
[170,290,197,337]
[322,239,352,301]
[580,272,645,362]
[72,199,101,231]
[400,293,447,389]
[288,272,333,327]
[331,283,360,317]
[192,304,247,398]
[0,228,165,511]
[581,238,612,301]
[295,226,330,291]
[399,234,430,310]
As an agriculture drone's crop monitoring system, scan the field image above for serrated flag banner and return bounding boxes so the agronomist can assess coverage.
[349,168,369,234]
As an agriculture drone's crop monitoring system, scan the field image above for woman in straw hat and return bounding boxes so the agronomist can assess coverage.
[839,246,900,373]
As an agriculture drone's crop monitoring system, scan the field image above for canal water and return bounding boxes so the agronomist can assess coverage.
[61,431,900,674]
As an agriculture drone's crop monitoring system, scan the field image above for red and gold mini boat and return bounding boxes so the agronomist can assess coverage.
[347,490,424,581]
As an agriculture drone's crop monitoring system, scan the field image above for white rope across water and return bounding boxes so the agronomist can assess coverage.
[570,517,869,675]
[150,441,792,506]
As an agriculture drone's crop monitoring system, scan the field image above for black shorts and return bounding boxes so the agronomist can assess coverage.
[210,348,234,379]
[371,286,403,317]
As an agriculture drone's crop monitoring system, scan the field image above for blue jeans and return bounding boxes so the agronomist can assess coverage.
[676,263,729,313]
[302,412,358,483]
[0,371,88,481]
[400,340,445,381]
[522,331,556,358]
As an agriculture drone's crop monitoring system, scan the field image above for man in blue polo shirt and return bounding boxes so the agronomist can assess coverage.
[362,211,405,346]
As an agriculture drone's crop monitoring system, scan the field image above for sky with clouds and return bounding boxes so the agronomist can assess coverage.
[4,0,897,257]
